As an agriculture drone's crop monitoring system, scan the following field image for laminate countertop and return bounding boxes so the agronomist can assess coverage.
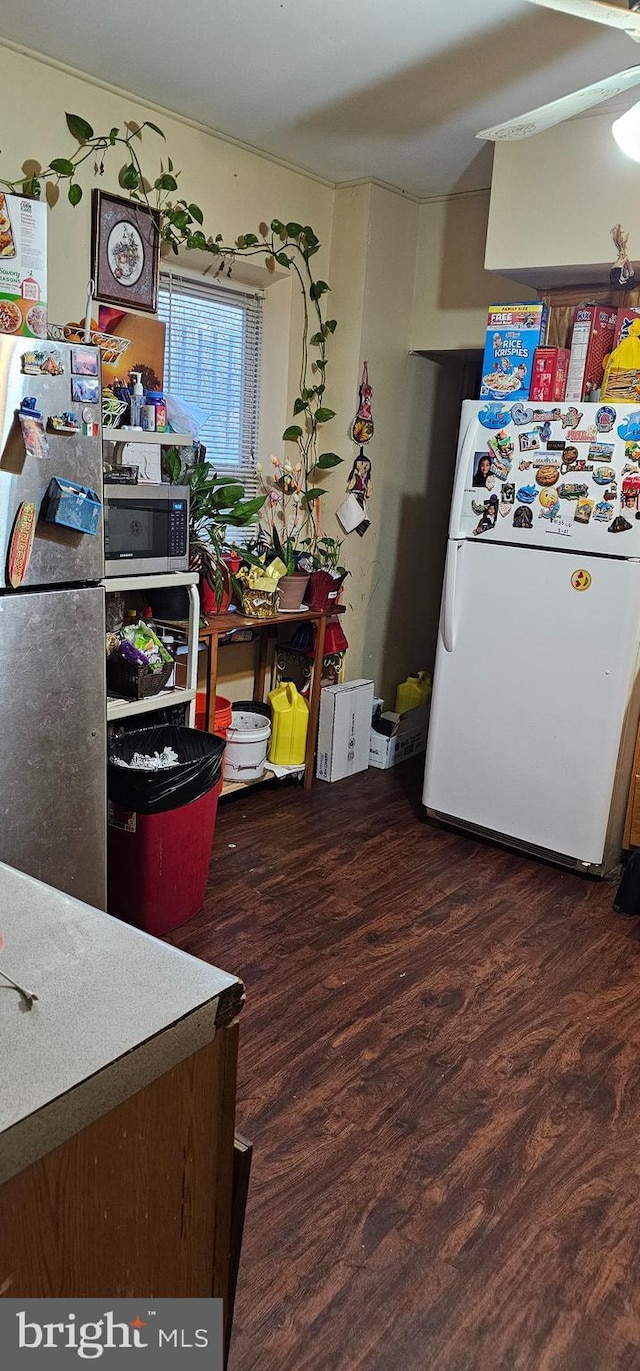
[0,861,244,1185]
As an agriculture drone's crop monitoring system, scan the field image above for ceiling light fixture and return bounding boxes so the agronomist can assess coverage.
[612,101,640,160]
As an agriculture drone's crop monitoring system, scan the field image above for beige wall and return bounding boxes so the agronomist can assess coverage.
[0,42,334,469]
[486,115,640,287]
[411,190,524,350]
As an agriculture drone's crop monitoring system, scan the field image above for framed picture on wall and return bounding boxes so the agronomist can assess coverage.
[91,190,161,315]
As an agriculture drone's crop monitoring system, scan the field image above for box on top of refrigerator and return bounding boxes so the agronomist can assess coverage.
[479,304,548,403]
[565,304,617,403]
[0,192,47,338]
[316,679,374,783]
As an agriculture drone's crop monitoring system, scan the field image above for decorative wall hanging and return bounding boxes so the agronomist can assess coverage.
[610,224,635,290]
[91,190,161,314]
[337,362,374,537]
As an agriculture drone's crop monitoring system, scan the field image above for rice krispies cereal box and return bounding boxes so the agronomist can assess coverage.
[479,303,548,402]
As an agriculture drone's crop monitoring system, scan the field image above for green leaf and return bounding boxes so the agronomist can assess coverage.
[272,526,284,560]
[172,210,190,230]
[168,156,174,172]
[309,279,330,300]
[317,452,343,469]
[189,203,204,225]
[282,425,303,441]
[286,222,303,237]
[315,359,326,371]
[68,182,82,206]
[228,495,266,522]
[215,233,224,242]
[165,449,183,484]
[271,219,285,235]
[314,408,335,425]
[309,332,324,346]
[49,158,75,176]
[119,163,140,190]
[143,121,166,139]
[154,172,178,191]
[275,252,291,268]
[293,398,307,415]
[243,233,259,246]
[303,225,319,246]
[304,487,326,501]
[109,127,119,145]
[325,319,337,334]
[189,230,207,250]
[65,113,94,143]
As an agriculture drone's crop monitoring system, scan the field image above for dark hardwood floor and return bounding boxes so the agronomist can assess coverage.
[170,760,640,1371]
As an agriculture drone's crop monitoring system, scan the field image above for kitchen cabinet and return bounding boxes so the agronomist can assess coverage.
[0,861,244,1311]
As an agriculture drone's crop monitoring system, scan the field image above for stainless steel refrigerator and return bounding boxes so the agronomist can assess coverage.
[0,335,106,907]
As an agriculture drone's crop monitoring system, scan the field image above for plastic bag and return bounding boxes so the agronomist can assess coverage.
[164,393,209,440]
[108,726,225,814]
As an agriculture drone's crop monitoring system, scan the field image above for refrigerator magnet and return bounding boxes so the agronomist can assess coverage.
[499,484,515,517]
[479,403,512,429]
[571,569,592,592]
[21,347,64,376]
[608,515,633,533]
[19,408,50,460]
[513,506,533,529]
[535,465,560,487]
[518,430,540,453]
[547,440,565,452]
[538,490,560,520]
[594,502,614,523]
[473,494,499,536]
[516,485,537,504]
[557,483,589,501]
[574,499,595,524]
[593,466,616,486]
[7,501,36,587]
[71,376,100,404]
[595,406,616,432]
[518,459,533,471]
[589,443,614,462]
[617,413,640,441]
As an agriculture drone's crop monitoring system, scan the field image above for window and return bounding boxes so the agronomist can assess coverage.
[158,273,263,502]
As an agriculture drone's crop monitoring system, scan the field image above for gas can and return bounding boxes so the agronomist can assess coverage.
[394,671,432,715]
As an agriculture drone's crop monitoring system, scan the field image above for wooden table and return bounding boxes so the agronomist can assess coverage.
[198,605,346,790]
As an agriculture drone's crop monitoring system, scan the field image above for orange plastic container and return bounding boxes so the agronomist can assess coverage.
[195,692,232,738]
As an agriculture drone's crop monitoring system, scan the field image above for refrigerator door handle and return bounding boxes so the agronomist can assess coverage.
[449,408,476,535]
[442,540,463,653]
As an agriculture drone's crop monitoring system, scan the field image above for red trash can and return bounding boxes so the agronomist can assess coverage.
[107,726,225,936]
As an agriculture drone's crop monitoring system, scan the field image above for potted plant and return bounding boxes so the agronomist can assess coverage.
[304,534,349,612]
[251,455,311,611]
[166,449,265,614]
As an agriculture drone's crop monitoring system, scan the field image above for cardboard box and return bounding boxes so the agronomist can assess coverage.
[479,303,548,402]
[565,304,616,403]
[530,347,570,402]
[0,192,47,338]
[316,679,374,783]
[369,704,430,770]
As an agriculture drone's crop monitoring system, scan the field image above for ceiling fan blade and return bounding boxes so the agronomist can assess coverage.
[477,64,640,140]
[525,0,640,38]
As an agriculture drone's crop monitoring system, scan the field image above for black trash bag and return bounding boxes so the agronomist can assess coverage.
[614,848,640,916]
[108,726,225,815]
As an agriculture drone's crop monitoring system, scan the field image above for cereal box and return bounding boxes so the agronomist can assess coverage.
[530,347,570,402]
[612,306,640,352]
[0,192,47,338]
[565,304,616,403]
[479,304,548,402]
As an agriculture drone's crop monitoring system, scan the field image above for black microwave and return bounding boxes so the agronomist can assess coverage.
[103,484,190,576]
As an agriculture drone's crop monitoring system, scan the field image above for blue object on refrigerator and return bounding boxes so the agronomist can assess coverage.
[42,476,102,535]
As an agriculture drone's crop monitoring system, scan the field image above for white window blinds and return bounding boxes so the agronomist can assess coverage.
[158,273,262,499]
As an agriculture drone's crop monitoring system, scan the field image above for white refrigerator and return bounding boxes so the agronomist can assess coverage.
[423,397,640,874]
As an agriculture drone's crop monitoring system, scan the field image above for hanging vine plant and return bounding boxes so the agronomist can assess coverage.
[0,112,342,536]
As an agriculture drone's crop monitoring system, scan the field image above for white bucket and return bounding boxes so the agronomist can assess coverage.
[223,709,272,782]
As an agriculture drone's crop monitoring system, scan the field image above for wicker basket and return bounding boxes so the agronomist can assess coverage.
[241,586,280,618]
[106,654,174,700]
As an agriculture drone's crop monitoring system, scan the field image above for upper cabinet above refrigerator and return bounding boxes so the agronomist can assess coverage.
[450,399,640,559]
[0,336,103,589]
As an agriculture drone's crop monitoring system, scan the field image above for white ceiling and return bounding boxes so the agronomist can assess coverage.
[1,0,638,197]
